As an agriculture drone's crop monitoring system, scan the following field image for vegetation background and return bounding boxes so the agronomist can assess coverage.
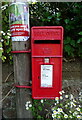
[1,2,82,63]
[1,2,82,119]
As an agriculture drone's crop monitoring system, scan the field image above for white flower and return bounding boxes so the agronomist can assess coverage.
[76,107,80,111]
[52,114,56,118]
[25,104,28,107]
[79,97,82,101]
[77,115,81,119]
[58,115,61,118]
[70,94,74,99]
[1,39,4,42]
[59,91,62,95]
[2,7,6,11]
[60,96,63,100]
[41,99,43,103]
[3,33,5,35]
[29,104,32,107]
[0,48,3,50]
[1,4,8,9]
[65,95,69,98]
[73,99,77,103]
[79,105,81,108]
[7,33,11,36]
[72,103,76,107]
[52,107,55,111]
[1,4,8,10]
[59,108,63,113]
[55,97,59,101]
[69,111,72,113]
[26,107,29,110]
[53,110,58,115]
[52,114,54,118]
[80,111,82,115]
[79,92,82,95]
[27,101,31,104]
[25,101,31,107]
[1,6,4,9]
[57,108,63,113]
[64,114,68,118]
[54,103,57,105]
[62,90,65,93]
[70,101,75,108]
[1,31,4,34]
[69,115,73,118]
[65,105,68,108]
[8,36,10,39]
[73,111,78,116]
[32,2,37,4]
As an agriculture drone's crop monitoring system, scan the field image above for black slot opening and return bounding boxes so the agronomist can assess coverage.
[34,40,61,44]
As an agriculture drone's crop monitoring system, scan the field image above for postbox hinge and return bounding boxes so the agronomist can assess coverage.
[11,49,31,54]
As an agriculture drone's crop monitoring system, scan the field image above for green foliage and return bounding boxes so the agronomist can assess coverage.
[31,99,53,119]
[25,90,82,119]
[1,2,13,63]
[0,42,3,57]
[2,33,12,63]
[1,2,82,62]
[29,2,82,58]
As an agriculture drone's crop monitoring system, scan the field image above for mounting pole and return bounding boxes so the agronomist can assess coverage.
[9,0,32,118]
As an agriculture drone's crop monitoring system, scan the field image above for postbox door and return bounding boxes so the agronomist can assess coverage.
[32,57,62,99]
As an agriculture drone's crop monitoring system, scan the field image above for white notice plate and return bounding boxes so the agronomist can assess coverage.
[41,65,53,87]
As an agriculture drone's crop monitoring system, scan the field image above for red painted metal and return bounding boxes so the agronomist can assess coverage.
[15,85,32,88]
[11,49,31,53]
[31,26,64,99]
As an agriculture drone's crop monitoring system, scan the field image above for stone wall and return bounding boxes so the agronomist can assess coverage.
[2,63,16,118]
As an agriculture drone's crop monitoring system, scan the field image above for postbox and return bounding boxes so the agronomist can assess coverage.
[31,26,64,99]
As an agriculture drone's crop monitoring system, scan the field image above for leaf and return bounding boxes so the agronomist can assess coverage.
[47,16,52,19]
[38,106,42,111]
[65,45,74,56]
[37,115,42,119]
[57,12,61,17]
[70,40,75,47]
[78,32,82,35]
[4,36,8,39]
[10,56,13,60]
[64,19,69,24]
[65,25,71,30]
[64,37,71,44]
[64,45,71,54]
[0,50,2,57]
[77,38,82,43]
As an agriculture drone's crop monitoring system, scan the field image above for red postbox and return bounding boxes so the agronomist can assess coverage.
[31,26,64,99]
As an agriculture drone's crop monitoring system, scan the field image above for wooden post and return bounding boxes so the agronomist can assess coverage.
[10,1,32,118]
[0,58,2,120]
[12,41,32,118]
